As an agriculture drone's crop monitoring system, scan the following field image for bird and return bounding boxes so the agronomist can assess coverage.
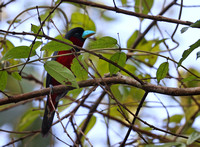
[41,27,95,136]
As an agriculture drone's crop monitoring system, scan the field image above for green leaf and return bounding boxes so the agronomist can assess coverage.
[88,36,117,49]
[40,10,55,22]
[68,88,83,98]
[41,36,73,51]
[178,39,200,67]
[181,27,189,33]
[79,115,96,136]
[89,53,111,76]
[31,24,39,34]
[127,30,139,48]
[17,108,41,131]
[101,12,115,21]
[71,12,96,31]
[109,52,127,76]
[180,20,200,34]
[1,46,36,61]
[121,64,136,76]
[58,98,71,112]
[44,61,78,88]
[7,19,21,24]
[40,12,50,22]
[145,142,186,147]
[30,41,42,50]
[55,0,61,4]
[197,51,200,59]
[156,62,169,83]
[152,38,167,48]
[31,24,43,38]
[187,131,200,145]
[134,39,160,65]
[1,39,15,55]
[121,0,127,6]
[1,39,15,63]
[71,55,88,81]
[11,72,22,81]
[110,85,122,100]
[164,114,183,123]
[135,0,154,15]
[182,75,196,82]
[0,71,8,91]
[190,20,200,28]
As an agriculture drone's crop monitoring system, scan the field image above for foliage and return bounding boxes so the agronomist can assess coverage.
[44,60,78,88]
[156,62,169,83]
[109,52,127,76]
[0,0,200,146]
[41,35,73,52]
[71,55,88,81]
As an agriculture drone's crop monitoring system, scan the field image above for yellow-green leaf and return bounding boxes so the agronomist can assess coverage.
[79,116,96,136]
[0,71,8,91]
[156,62,169,83]
[7,19,21,24]
[68,88,83,98]
[1,39,15,55]
[31,41,42,50]
[109,52,127,76]
[71,12,96,31]
[178,39,200,67]
[127,30,139,48]
[164,114,183,123]
[181,75,196,83]
[135,0,154,15]
[17,108,41,131]
[1,46,36,61]
[31,24,43,39]
[145,142,186,147]
[88,36,117,49]
[40,10,55,22]
[44,61,78,88]
[41,36,72,52]
[71,55,88,81]
[134,0,154,14]
[11,72,22,81]
[190,20,200,28]
[121,0,127,6]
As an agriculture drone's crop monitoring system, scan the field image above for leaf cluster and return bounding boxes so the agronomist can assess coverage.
[1,0,200,147]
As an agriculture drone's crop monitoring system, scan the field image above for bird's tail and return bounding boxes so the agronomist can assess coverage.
[41,94,58,136]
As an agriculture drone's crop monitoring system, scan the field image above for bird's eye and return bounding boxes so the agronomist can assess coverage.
[74,33,80,37]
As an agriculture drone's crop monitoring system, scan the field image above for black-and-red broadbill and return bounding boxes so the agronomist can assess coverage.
[42,27,95,136]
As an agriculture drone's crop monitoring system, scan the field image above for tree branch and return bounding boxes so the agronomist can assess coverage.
[1,74,200,106]
[120,91,149,146]
[62,0,193,25]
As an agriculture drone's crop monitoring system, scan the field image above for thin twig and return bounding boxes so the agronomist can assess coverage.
[63,0,193,25]
[131,0,178,49]
[19,2,62,75]
[120,91,149,146]
[76,91,106,143]
[48,90,76,144]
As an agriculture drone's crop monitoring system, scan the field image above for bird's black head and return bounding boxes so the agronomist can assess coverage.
[65,27,85,43]
[65,27,95,47]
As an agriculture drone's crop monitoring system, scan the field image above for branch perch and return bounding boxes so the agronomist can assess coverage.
[1,74,200,106]
[62,0,193,25]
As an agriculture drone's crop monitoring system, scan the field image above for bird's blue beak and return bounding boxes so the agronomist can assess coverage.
[82,30,95,39]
